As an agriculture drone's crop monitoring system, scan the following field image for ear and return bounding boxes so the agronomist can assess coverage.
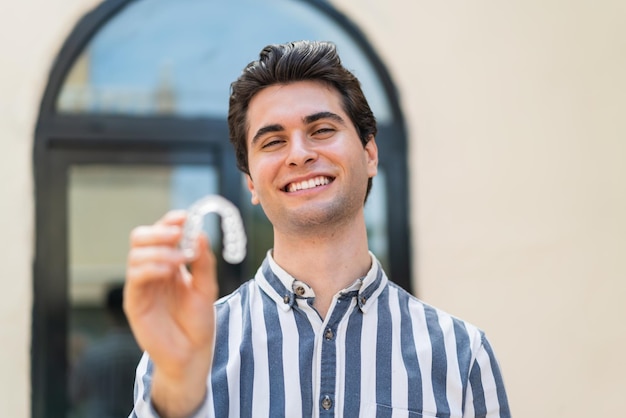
[365,136,378,178]
[246,175,260,205]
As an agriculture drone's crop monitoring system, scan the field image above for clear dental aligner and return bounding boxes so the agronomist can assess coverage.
[180,195,247,264]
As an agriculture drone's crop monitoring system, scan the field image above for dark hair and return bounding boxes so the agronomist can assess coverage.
[228,40,377,200]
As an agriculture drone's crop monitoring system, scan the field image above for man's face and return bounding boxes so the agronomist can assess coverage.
[245,80,378,234]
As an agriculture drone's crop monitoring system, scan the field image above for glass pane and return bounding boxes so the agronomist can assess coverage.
[66,163,388,416]
[239,176,274,276]
[67,164,218,417]
[56,0,391,122]
[365,168,389,270]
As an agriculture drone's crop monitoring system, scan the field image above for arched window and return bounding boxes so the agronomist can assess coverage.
[33,0,410,415]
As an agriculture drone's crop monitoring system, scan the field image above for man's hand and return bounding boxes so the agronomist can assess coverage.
[124,210,218,417]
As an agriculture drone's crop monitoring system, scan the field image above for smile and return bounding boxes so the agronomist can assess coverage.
[285,176,333,193]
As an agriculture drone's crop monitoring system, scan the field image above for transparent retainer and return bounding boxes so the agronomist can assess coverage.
[180,195,246,264]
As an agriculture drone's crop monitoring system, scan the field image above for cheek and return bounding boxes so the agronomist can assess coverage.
[247,159,277,197]
[249,152,284,176]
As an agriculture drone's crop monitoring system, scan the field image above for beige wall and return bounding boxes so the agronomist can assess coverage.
[1,0,624,417]
[333,0,626,416]
[0,1,100,416]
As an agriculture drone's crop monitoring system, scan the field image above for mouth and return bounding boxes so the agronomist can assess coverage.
[283,175,333,193]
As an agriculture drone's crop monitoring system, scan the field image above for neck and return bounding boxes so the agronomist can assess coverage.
[272,212,371,318]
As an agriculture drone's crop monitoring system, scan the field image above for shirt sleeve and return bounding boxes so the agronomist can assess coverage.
[464,333,511,418]
[129,352,212,418]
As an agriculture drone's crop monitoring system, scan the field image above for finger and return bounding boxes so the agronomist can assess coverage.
[187,234,219,298]
[127,246,186,267]
[124,261,182,324]
[155,209,187,226]
[126,262,180,286]
[128,210,188,247]
[130,224,183,247]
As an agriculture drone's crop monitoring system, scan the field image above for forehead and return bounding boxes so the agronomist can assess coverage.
[246,81,345,135]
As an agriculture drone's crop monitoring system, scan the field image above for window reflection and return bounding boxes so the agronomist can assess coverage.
[365,169,389,270]
[56,0,391,121]
[67,164,218,417]
[65,163,388,417]
[68,284,140,418]
[239,175,274,276]
[37,0,407,415]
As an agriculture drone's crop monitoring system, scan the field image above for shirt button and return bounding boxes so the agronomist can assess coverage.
[360,296,367,305]
[321,395,333,410]
[283,295,290,304]
[324,328,334,340]
[295,286,306,296]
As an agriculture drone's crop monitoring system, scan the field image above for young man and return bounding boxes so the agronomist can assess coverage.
[125,41,510,418]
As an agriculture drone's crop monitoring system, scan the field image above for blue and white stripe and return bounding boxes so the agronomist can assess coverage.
[131,252,510,417]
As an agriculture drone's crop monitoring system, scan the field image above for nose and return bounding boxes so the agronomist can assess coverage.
[286,135,317,167]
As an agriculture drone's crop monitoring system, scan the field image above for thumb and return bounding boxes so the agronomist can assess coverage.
[188,233,219,299]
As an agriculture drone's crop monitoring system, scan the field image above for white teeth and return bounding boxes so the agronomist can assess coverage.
[287,176,330,192]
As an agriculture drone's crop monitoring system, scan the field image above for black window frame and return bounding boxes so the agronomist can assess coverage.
[32,0,411,416]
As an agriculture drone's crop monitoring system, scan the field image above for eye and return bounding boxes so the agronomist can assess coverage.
[311,126,336,138]
[261,138,285,149]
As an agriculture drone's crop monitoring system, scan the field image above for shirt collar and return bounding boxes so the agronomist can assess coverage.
[254,250,387,313]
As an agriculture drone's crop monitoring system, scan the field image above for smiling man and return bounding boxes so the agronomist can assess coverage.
[125,41,511,418]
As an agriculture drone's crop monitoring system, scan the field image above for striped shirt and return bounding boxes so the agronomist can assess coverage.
[131,252,510,417]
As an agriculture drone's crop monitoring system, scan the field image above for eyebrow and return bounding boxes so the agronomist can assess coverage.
[303,111,346,126]
[250,111,347,146]
[251,124,284,145]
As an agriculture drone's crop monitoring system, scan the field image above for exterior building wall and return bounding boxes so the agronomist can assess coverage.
[333,1,626,416]
[0,0,624,417]
[0,2,100,416]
